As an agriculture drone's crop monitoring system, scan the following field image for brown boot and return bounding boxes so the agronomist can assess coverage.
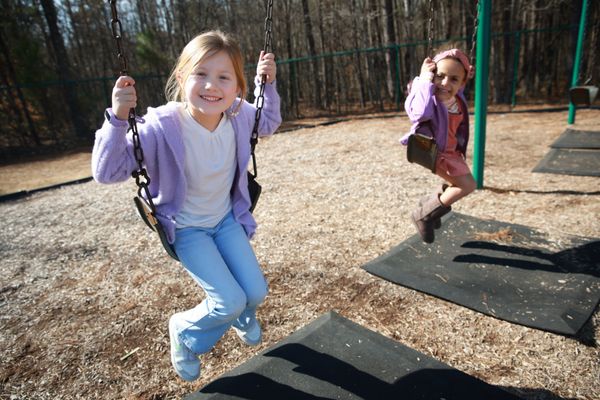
[411,193,451,243]
[418,184,448,230]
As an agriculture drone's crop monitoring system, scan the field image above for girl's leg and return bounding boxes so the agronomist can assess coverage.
[412,175,465,244]
[173,225,249,355]
[212,213,268,334]
[419,183,448,229]
[435,170,476,207]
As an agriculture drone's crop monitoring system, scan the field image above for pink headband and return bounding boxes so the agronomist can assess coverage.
[433,49,475,80]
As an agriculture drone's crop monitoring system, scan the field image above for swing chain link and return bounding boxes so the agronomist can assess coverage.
[263,0,273,53]
[109,0,128,75]
[249,0,274,177]
[427,0,434,55]
[580,8,595,85]
[108,0,155,214]
[469,0,479,65]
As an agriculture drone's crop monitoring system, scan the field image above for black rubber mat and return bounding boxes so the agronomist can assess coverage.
[362,213,599,336]
[187,311,522,400]
[532,148,600,176]
[0,176,93,203]
[550,129,600,149]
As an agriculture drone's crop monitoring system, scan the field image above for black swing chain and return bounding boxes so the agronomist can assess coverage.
[109,0,272,216]
[586,20,597,84]
[426,0,434,55]
[249,0,274,179]
[579,7,595,85]
[469,0,479,66]
[108,0,156,218]
[426,0,478,67]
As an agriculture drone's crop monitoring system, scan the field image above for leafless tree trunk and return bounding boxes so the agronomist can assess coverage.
[384,0,398,101]
[301,0,322,109]
[1,0,599,153]
[0,31,39,146]
[39,0,88,139]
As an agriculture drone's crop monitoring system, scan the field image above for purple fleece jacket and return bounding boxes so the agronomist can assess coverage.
[401,76,470,157]
[91,80,281,243]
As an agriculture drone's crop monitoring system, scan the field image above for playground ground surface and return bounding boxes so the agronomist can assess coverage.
[0,105,599,399]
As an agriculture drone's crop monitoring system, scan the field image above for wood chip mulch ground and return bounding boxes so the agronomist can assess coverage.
[1,106,599,400]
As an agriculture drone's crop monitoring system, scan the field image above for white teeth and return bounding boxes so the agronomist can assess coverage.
[201,95,221,102]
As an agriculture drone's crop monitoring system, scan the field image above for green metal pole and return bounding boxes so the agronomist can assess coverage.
[568,0,589,124]
[473,0,491,189]
[510,31,521,108]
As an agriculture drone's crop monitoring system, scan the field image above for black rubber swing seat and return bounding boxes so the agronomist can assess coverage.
[133,196,179,261]
[569,85,598,107]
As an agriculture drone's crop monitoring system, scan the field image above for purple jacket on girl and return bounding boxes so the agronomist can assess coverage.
[91,81,281,244]
[401,76,470,157]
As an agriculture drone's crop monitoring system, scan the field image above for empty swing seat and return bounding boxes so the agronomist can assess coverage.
[569,85,598,106]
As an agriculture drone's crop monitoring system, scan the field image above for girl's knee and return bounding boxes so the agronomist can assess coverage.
[458,175,476,195]
[465,176,477,194]
[216,289,247,320]
[246,282,268,308]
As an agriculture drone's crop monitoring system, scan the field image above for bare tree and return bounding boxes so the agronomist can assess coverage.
[301,0,322,109]
[0,30,39,146]
[1,0,599,153]
[39,0,88,139]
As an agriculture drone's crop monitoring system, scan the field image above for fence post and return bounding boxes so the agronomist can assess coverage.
[510,31,521,108]
[394,45,401,110]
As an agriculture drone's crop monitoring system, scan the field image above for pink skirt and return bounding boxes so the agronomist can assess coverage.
[435,150,471,176]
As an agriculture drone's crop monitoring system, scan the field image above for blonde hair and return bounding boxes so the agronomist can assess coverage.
[165,31,247,113]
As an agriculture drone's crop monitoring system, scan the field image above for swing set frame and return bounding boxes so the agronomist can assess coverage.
[568,0,598,122]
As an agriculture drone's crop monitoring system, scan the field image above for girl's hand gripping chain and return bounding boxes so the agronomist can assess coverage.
[420,57,436,82]
[112,76,137,121]
[256,51,277,84]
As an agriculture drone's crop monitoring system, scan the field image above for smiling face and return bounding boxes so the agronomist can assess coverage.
[433,58,467,102]
[182,50,240,130]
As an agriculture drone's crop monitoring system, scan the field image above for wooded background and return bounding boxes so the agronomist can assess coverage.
[1,0,599,157]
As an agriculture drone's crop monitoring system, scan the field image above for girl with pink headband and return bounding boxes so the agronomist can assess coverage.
[401,47,476,243]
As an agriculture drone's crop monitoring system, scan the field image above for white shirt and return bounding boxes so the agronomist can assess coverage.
[175,106,237,228]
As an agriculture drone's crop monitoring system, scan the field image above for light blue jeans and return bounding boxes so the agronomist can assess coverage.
[173,211,268,355]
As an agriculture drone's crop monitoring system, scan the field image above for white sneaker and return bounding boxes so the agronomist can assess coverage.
[233,319,262,346]
[169,314,201,381]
